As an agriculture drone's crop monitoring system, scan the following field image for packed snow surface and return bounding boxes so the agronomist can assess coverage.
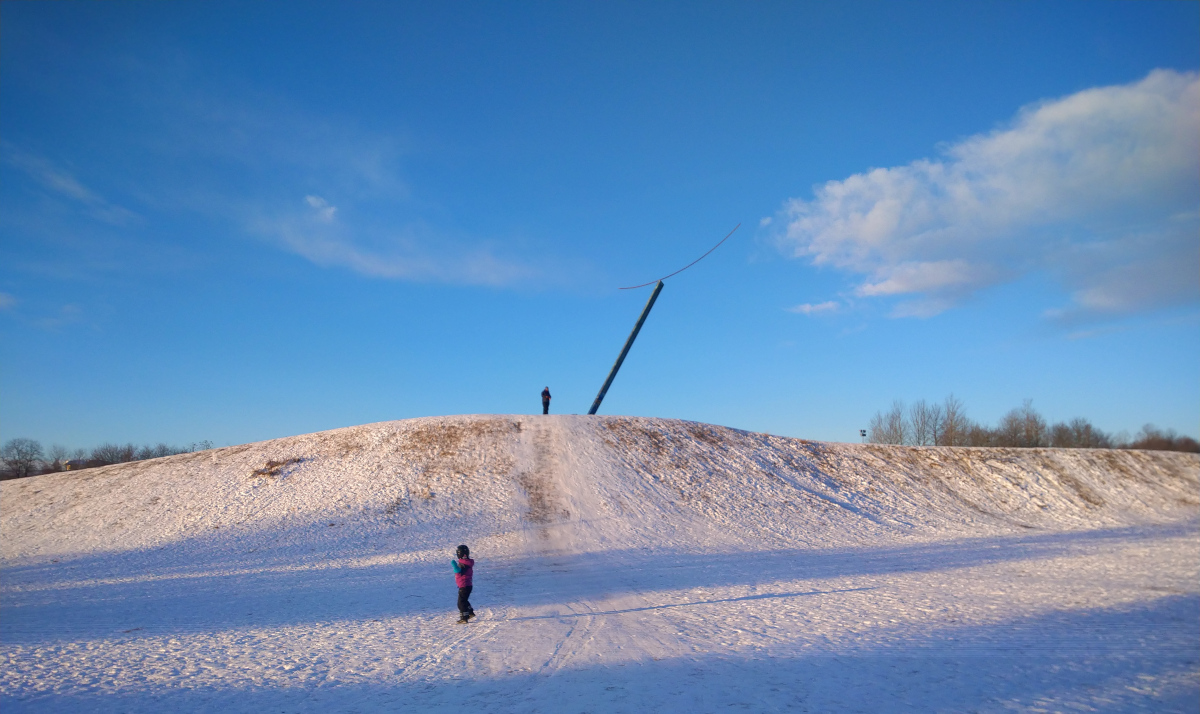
[2,415,1198,712]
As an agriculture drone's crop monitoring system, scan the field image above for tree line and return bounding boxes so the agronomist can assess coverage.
[0,438,215,480]
[867,396,1199,452]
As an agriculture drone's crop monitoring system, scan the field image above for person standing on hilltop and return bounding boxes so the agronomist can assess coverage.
[541,387,551,415]
[452,544,475,623]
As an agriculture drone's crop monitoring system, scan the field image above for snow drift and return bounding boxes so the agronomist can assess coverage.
[3,416,1197,713]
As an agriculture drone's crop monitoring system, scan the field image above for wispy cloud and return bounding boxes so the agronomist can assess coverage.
[252,195,535,286]
[776,69,1200,322]
[3,144,139,226]
[115,73,539,287]
[787,301,839,315]
[304,195,338,222]
[0,292,16,310]
[5,52,542,289]
[34,304,84,331]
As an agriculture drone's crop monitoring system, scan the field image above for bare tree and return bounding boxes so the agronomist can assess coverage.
[1073,418,1111,448]
[866,396,1190,451]
[134,443,190,460]
[867,411,888,444]
[939,394,971,446]
[1049,418,1112,448]
[2,438,45,479]
[1049,422,1073,448]
[908,400,928,445]
[868,400,909,445]
[1126,424,1200,453]
[43,444,69,473]
[90,443,136,466]
[928,403,944,446]
[996,400,1047,447]
[996,411,1022,446]
[909,400,943,446]
[1019,400,1048,447]
[967,422,994,446]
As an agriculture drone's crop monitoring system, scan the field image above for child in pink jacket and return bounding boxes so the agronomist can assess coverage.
[452,544,475,623]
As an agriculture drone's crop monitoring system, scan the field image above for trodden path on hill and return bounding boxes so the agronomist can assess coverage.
[2,415,1198,712]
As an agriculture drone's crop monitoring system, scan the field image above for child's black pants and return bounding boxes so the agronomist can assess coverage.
[458,586,474,615]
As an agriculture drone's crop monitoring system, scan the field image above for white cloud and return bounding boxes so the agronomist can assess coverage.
[777,69,1200,320]
[855,259,991,297]
[253,197,534,286]
[4,145,139,226]
[788,300,839,315]
[304,195,338,222]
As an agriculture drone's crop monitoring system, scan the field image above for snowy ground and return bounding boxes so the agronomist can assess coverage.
[3,415,1198,712]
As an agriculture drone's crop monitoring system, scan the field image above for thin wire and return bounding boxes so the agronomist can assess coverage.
[618,223,742,290]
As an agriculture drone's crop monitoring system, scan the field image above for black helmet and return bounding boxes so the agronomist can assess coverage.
[455,544,469,558]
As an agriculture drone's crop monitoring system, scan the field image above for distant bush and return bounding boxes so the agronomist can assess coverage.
[0,438,215,479]
[85,440,213,467]
[1124,425,1200,453]
[867,398,1195,452]
[1049,418,1112,449]
[89,443,138,466]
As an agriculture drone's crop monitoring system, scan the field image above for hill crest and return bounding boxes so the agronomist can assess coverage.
[3,414,1196,562]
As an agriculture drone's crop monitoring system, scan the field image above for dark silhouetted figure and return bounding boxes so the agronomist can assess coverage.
[542,387,551,415]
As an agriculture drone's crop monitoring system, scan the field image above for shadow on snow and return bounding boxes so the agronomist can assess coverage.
[2,595,1197,714]
[1,519,1194,644]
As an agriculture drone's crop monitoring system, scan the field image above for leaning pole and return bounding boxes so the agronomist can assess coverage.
[587,280,664,415]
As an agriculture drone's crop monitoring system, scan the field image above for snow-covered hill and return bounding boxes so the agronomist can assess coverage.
[3,416,1198,712]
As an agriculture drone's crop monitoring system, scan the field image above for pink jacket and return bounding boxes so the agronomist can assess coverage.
[453,557,474,587]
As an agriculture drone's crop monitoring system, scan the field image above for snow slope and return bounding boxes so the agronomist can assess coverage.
[3,415,1198,712]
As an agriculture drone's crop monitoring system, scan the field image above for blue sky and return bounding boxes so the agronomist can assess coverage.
[2,0,1197,449]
